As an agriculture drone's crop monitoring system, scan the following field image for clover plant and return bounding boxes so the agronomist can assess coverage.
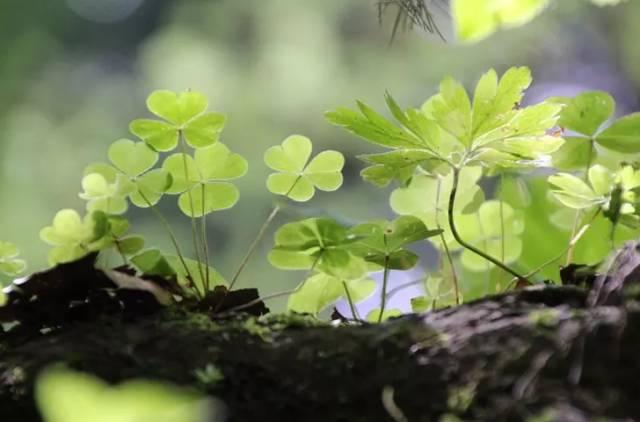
[0,240,26,306]
[7,65,640,322]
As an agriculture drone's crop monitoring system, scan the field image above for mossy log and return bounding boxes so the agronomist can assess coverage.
[1,281,639,421]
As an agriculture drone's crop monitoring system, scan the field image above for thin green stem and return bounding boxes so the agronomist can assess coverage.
[179,133,206,287]
[138,190,194,291]
[567,139,594,265]
[226,176,302,293]
[342,281,361,321]
[228,205,281,291]
[506,208,602,289]
[378,255,391,323]
[200,184,211,292]
[435,177,460,305]
[222,254,321,314]
[448,167,528,282]
[499,173,505,264]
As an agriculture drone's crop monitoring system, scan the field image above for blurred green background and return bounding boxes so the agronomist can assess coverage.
[1,0,640,309]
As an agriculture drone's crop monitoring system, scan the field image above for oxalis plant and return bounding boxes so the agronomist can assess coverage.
[3,66,640,321]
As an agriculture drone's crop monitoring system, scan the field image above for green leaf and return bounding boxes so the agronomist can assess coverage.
[162,153,199,194]
[366,308,402,322]
[430,77,472,145]
[287,273,375,315]
[129,119,177,152]
[146,90,208,125]
[107,139,158,177]
[40,210,109,265]
[195,143,248,181]
[498,175,531,208]
[595,113,640,153]
[264,135,312,173]
[166,255,227,292]
[548,173,601,209]
[454,200,524,271]
[265,135,344,202]
[453,0,551,42]
[551,136,594,171]
[130,90,226,151]
[79,173,129,215]
[0,291,6,307]
[410,296,431,313]
[178,183,239,217]
[269,218,367,279]
[326,104,420,149]
[182,113,226,149]
[117,236,145,256]
[129,169,173,208]
[36,368,208,422]
[131,249,176,277]
[588,165,614,196]
[554,91,615,136]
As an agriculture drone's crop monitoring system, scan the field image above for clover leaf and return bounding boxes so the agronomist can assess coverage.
[453,0,550,42]
[264,135,345,202]
[548,165,612,210]
[79,173,130,215]
[366,308,402,323]
[348,216,442,270]
[269,218,368,280]
[162,142,247,217]
[40,209,110,265]
[130,90,226,151]
[36,368,207,422]
[453,200,524,271]
[287,272,375,315]
[85,139,172,209]
[0,241,26,277]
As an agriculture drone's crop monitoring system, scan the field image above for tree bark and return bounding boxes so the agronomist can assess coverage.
[1,282,638,422]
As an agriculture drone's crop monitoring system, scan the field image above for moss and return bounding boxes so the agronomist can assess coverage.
[528,309,561,329]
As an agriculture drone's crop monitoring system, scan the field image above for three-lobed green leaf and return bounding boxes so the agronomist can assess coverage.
[264,135,344,202]
[130,90,226,151]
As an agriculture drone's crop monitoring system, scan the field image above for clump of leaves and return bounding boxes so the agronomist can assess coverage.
[0,240,26,306]
[328,66,563,285]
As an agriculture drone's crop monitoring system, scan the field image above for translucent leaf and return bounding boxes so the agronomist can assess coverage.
[107,139,158,177]
[84,162,119,183]
[264,135,312,173]
[40,209,91,245]
[453,0,551,42]
[551,136,594,171]
[129,169,173,208]
[410,296,431,313]
[461,237,522,272]
[267,173,313,201]
[499,175,531,208]
[162,153,199,194]
[146,90,208,125]
[268,249,316,270]
[595,113,640,153]
[80,173,110,199]
[303,150,345,191]
[195,143,248,180]
[0,259,26,276]
[108,216,130,237]
[86,197,128,215]
[588,165,614,196]
[288,273,375,314]
[35,368,207,422]
[183,113,226,149]
[131,249,176,277]
[548,173,598,201]
[555,91,615,136]
[0,241,20,259]
[117,236,145,256]
[325,105,419,149]
[366,308,403,322]
[177,183,239,217]
[166,255,227,292]
[129,119,177,152]
[430,77,472,145]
